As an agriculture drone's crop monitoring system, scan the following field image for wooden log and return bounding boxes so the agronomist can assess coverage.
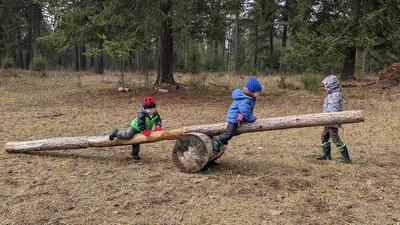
[171,133,231,173]
[172,133,219,173]
[5,111,364,153]
[5,137,89,152]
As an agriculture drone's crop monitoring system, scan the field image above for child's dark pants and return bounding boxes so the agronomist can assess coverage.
[214,123,238,145]
[321,127,344,148]
[116,127,141,157]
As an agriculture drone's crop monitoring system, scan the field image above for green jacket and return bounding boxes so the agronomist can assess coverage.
[130,107,162,132]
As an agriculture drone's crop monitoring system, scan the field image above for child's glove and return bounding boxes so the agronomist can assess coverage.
[155,127,163,131]
[237,114,244,122]
[142,130,151,137]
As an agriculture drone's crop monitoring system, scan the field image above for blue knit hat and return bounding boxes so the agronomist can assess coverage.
[244,77,262,93]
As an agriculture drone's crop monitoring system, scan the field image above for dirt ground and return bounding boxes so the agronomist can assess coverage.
[0,71,399,225]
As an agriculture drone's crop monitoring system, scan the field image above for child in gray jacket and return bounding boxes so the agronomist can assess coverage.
[316,75,351,163]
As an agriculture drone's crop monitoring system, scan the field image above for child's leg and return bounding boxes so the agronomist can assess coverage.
[317,127,332,160]
[328,127,351,163]
[131,144,141,159]
[321,127,330,145]
[214,123,238,145]
[117,128,142,159]
[116,127,136,140]
[327,127,344,148]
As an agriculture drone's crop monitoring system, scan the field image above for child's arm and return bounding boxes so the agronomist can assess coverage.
[238,100,256,123]
[136,110,147,131]
[154,111,163,131]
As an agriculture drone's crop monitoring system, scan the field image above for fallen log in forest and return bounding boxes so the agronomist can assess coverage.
[5,111,364,153]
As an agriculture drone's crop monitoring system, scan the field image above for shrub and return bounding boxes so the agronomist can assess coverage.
[301,73,322,92]
[277,75,297,90]
[1,56,14,69]
[30,56,47,74]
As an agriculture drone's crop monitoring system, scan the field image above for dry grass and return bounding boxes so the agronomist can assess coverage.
[0,70,399,225]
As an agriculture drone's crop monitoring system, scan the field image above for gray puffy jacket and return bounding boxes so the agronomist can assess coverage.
[322,75,342,112]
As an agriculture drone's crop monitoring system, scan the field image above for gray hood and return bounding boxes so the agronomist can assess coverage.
[322,75,340,93]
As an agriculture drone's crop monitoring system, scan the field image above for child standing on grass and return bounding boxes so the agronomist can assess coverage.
[109,96,162,160]
[316,75,351,163]
[212,77,263,151]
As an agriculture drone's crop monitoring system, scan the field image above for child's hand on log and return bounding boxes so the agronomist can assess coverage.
[237,114,244,126]
[142,130,151,137]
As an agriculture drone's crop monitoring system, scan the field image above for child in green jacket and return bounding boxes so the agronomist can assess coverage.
[109,96,162,159]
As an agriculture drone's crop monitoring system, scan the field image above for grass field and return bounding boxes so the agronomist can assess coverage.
[0,71,399,225]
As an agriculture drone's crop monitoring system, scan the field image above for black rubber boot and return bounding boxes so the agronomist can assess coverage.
[131,144,141,160]
[109,129,118,141]
[316,142,331,160]
[336,145,351,163]
[212,138,224,152]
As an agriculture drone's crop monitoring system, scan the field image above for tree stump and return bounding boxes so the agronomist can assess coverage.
[172,132,225,173]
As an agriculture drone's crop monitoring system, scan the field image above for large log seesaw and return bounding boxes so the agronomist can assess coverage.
[5,111,364,173]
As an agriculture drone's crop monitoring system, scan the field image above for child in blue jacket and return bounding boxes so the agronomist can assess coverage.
[212,78,263,151]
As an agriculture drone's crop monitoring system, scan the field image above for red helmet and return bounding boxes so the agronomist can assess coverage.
[143,96,156,109]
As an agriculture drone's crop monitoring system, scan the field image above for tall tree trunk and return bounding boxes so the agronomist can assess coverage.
[15,31,23,68]
[22,50,27,69]
[135,50,140,71]
[90,56,95,71]
[144,53,149,75]
[184,39,189,70]
[227,34,231,71]
[341,47,356,80]
[214,40,218,63]
[342,0,360,80]
[25,51,31,69]
[31,3,41,58]
[280,0,289,72]
[16,49,24,69]
[95,47,104,74]
[269,28,274,71]
[281,0,289,48]
[140,51,149,75]
[157,39,161,77]
[129,51,136,71]
[282,24,288,48]
[156,0,176,85]
[252,23,258,72]
[80,44,86,70]
[362,50,369,75]
[74,44,80,71]
[234,12,240,74]
[58,55,62,69]
[221,38,226,69]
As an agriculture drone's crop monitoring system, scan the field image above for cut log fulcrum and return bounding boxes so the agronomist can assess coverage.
[172,132,225,173]
[5,110,364,173]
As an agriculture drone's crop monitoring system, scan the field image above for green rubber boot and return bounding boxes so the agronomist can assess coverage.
[336,145,352,163]
[316,142,331,160]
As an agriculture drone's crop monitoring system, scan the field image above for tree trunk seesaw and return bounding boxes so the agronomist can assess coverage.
[5,111,364,173]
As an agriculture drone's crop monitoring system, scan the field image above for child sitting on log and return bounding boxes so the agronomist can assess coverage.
[316,75,351,163]
[212,77,263,151]
[109,96,162,160]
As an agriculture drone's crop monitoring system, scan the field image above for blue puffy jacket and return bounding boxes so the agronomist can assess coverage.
[226,88,256,124]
